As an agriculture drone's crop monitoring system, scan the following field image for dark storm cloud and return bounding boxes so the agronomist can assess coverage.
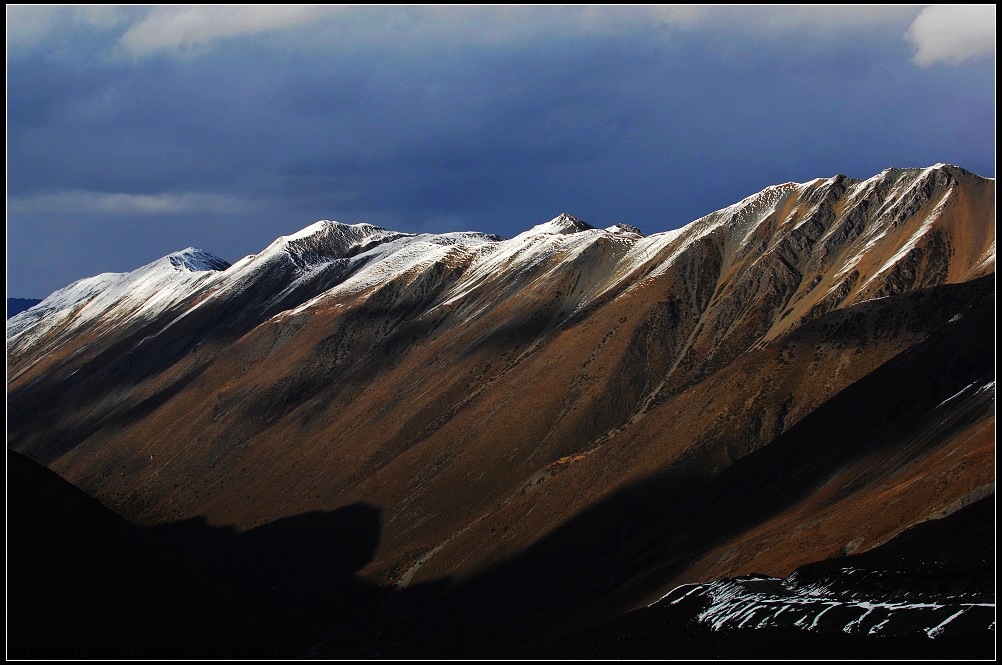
[6,6,995,297]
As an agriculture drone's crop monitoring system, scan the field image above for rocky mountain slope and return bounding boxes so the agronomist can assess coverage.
[7,163,995,654]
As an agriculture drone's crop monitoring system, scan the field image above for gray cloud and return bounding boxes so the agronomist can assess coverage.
[9,191,255,216]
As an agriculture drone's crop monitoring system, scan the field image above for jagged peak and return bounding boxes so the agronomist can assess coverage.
[918,163,986,182]
[606,223,643,236]
[869,162,983,184]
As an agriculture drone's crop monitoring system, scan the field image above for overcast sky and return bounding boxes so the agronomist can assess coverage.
[6,5,996,297]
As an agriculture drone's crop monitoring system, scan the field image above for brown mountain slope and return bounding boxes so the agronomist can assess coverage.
[6,164,995,649]
[370,275,994,655]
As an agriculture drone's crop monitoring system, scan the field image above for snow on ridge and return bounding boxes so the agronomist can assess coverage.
[440,213,647,311]
[648,180,802,256]
[876,163,954,178]
[840,166,955,292]
[284,220,340,242]
[274,231,501,318]
[10,249,218,325]
[9,185,799,339]
[6,248,227,347]
[599,180,803,295]
[12,165,982,353]
[819,163,967,296]
[285,220,403,250]
[253,220,418,273]
[848,163,958,207]
[697,181,800,222]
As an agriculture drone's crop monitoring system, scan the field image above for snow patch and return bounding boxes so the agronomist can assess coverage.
[650,574,992,639]
[933,379,994,411]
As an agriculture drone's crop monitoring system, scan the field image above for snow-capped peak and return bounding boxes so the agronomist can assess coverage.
[7,248,231,353]
[527,213,597,236]
[165,248,231,273]
[267,220,409,264]
[282,219,388,243]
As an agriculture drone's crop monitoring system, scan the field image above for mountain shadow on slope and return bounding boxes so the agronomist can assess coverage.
[149,505,383,615]
[6,450,384,659]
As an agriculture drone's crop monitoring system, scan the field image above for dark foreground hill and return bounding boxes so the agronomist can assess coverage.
[6,450,279,658]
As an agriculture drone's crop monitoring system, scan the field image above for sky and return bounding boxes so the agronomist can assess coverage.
[6,5,996,298]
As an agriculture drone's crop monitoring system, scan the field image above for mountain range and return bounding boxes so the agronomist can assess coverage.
[6,163,995,657]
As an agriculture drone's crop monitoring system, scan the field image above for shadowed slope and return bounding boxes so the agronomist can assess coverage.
[6,450,275,658]
[6,450,391,659]
[530,497,994,660]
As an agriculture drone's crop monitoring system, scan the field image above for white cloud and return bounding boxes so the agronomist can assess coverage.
[10,191,254,216]
[906,5,996,66]
[118,5,347,56]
